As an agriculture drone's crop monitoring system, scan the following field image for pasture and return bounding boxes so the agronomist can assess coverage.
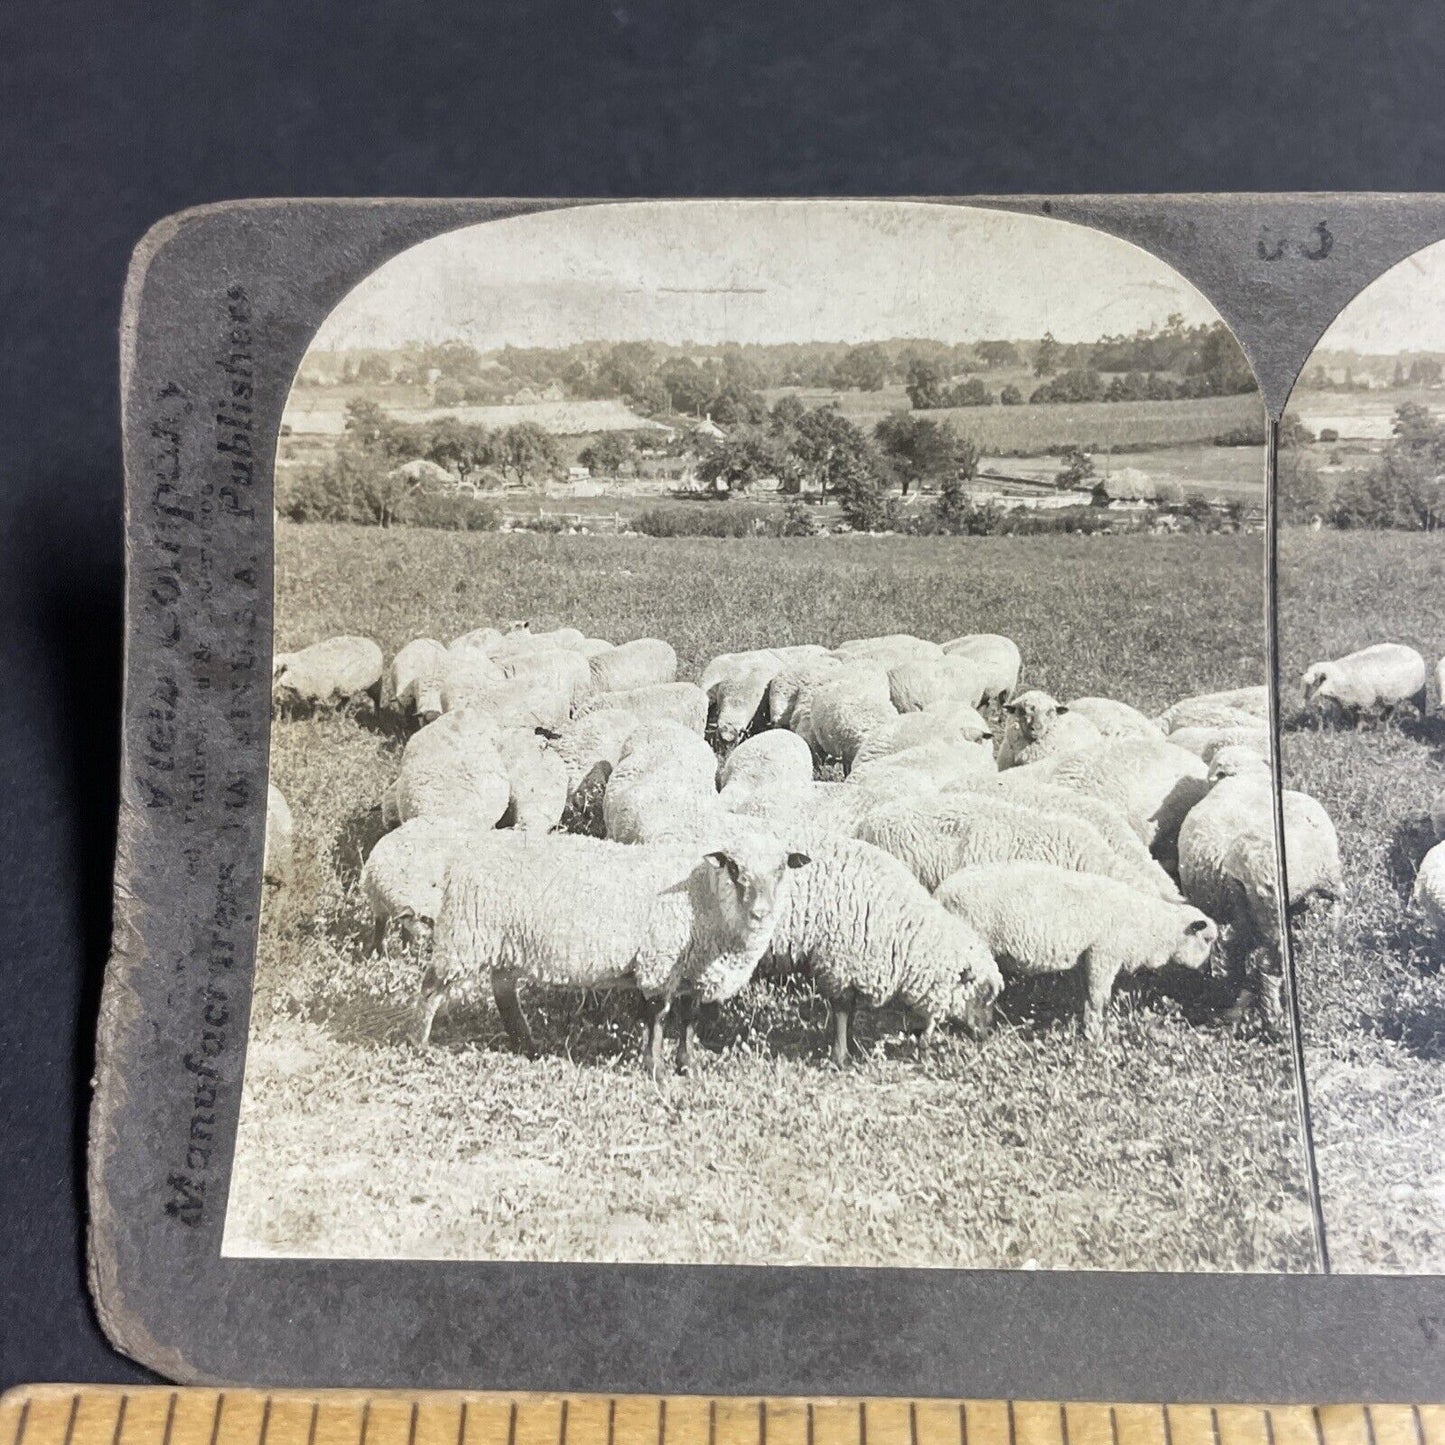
[224,523,1315,1271]
[764,387,1264,455]
[1277,529,1445,1273]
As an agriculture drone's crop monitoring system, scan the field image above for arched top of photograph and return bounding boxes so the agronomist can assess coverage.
[1280,234,1445,532]
[277,200,1264,537]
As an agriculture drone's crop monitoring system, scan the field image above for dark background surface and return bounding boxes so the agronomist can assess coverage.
[3,0,1445,1392]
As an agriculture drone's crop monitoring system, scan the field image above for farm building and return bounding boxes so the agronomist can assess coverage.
[1090,468,1159,510]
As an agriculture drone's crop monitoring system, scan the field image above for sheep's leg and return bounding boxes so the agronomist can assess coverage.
[493,973,539,1060]
[674,993,698,1075]
[640,993,672,1080]
[1078,950,1117,1042]
[415,962,447,1047]
[831,988,858,1068]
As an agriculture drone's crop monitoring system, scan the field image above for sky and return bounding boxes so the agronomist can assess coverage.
[1314,236,1445,355]
[308,200,1225,354]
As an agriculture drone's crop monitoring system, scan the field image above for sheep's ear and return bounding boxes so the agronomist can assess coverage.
[1185,917,1211,935]
[1054,703,1069,715]
[534,725,562,741]
[980,729,994,741]
[1003,699,1023,714]
[786,851,812,870]
[704,850,737,877]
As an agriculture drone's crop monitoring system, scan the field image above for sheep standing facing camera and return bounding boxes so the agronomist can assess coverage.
[424,830,811,1074]
[996,691,1103,769]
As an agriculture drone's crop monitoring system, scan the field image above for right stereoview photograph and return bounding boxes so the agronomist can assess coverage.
[1279,238,1445,1273]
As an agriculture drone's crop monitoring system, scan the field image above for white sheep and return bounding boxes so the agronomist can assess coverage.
[575,637,616,660]
[709,653,787,744]
[1065,696,1159,740]
[547,707,639,796]
[854,791,1177,897]
[497,728,569,833]
[942,773,1181,901]
[576,681,709,735]
[1177,755,1343,954]
[1155,686,1269,731]
[717,729,816,805]
[383,638,448,726]
[1410,842,1445,934]
[767,838,1001,1065]
[936,862,1218,1038]
[388,708,511,828]
[424,829,812,1074]
[489,625,589,659]
[1155,700,1267,734]
[361,815,484,952]
[272,636,383,712]
[996,690,1103,769]
[847,739,995,794]
[833,633,943,667]
[603,720,721,843]
[804,674,899,770]
[788,661,892,754]
[1302,643,1429,723]
[449,626,505,657]
[940,634,1021,705]
[440,663,575,732]
[494,647,595,711]
[263,783,294,887]
[589,637,678,694]
[888,654,988,713]
[851,702,992,770]
[766,652,844,726]
[1165,723,1272,763]
[1015,735,1209,864]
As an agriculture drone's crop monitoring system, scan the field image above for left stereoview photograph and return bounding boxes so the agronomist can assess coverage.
[202,199,1317,1272]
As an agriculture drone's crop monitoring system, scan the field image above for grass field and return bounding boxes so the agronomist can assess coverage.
[224,523,1316,1271]
[1277,528,1445,1273]
[765,387,1264,454]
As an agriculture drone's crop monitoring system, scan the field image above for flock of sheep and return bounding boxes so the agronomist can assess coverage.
[262,623,1445,1078]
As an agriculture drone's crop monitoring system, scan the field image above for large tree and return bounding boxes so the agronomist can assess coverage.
[1033,331,1060,378]
[494,422,563,488]
[873,413,973,496]
[696,427,781,495]
[426,417,494,484]
[832,343,888,392]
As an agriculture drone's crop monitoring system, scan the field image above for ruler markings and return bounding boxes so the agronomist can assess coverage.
[10,1401,29,1445]
[1411,1411,1425,1445]
[61,1397,81,1445]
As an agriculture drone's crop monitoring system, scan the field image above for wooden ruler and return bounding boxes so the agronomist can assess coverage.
[3,1390,1443,1445]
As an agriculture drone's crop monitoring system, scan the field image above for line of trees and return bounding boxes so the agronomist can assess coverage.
[1281,402,1445,529]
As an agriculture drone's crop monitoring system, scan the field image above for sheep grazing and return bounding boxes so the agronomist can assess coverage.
[263,783,294,888]
[383,638,448,726]
[388,708,511,828]
[851,702,992,769]
[1177,754,1343,957]
[497,728,569,833]
[577,681,709,735]
[848,738,995,794]
[548,707,639,796]
[449,625,505,657]
[489,625,589,659]
[996,690,1103,769]
[788,661,892,753]
[767,652,843,727]
[943,773,1181,901]
[767,838,1001,1065]
[798,671,899,770]
[494,647,595,712]
[1301,643,1429,724]
[888,654,988,713]
[1018,735,1209,865]
[940,634,1022,706]
[1155,686,1269,731]
[1166,723,1272,763]
[705,653,832,745]
[589,637,678,694]
[1065,696,1159,740]
[603,720,721,844]
[273,635,383,712]
[854,791,1176,898]
[717,729,816,811]
[936,863,1218,1039]
[1156,700,1267,734]
[361,815,485,953]
[833,633,943,670]
[1410,842,1445,934]
[440,664,576,732]
[424,830,812,1074]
